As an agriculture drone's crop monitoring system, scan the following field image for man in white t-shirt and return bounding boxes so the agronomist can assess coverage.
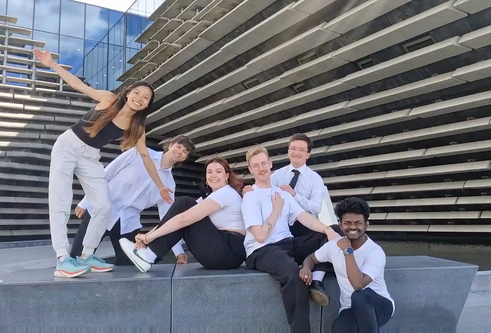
[241,146,340,333]
[299,197,394,332]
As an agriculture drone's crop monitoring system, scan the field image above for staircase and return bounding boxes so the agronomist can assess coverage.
[0,13,202,242]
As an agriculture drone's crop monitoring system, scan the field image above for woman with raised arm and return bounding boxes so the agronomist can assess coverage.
[34,49,170,278]
[119,157,246,272]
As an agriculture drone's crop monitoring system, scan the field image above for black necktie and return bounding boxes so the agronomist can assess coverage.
[289,169,300,189]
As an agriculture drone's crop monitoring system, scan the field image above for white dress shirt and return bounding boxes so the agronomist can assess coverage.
[78,147,184,256]
[271,164,326,216]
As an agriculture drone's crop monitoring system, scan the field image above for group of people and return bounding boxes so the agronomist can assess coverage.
[36,48,394,333]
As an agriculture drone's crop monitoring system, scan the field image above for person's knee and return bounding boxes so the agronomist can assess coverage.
[351,289,367,308]
[91,198,111,217]
[176,196,196,206]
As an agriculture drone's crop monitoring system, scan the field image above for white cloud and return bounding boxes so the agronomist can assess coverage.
[74,0,136,12]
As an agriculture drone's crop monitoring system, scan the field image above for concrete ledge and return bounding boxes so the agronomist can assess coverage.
[0,256,477,332]
[0,266,173,331]
[172,263,321,332]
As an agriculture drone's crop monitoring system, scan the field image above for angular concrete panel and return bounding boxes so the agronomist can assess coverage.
[386,161,491,179]
[221,3,309,55]
[324,0,412,35]
[200,0,277,42]
[410,90,491,118]
[280,52,348,83]
[172,263,321,332]
[333,1,467,62]
[198,66,260,96]
[292,0,337,15]
[453,58,491,82]
[225,77,291,107]
[348,73,465,110]
[247,24,339,71]
[343,37,470,87]
[454,0,491,14]
[179,50,237,83]
[459,25,491,49]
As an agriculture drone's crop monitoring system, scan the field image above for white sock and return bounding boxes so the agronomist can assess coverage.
[58,255,69,262]
[312,271,325,282]
[138,248,157,263]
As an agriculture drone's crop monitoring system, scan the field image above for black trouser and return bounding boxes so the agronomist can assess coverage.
[148,196,246,270]
[70,212,140,266]
[332,288,393,333]
[245,233,330,333]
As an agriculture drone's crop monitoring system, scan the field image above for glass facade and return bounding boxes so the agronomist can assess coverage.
[0,0,122,77]
[0,0,163,90]
[82,0,164,90]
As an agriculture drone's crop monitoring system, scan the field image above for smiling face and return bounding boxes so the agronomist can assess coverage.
[288,139,311,168]
[206,162,229,192]
[167,142,190,163]
[339,213,368,241]
[125,85,153,111]
[248,152,272,182]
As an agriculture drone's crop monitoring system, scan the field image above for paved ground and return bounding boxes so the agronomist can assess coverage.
[0,241,489,331]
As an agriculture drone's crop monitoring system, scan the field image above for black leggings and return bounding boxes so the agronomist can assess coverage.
[148,196,246,270]
[332,288,393,333]
[70,212,140,266]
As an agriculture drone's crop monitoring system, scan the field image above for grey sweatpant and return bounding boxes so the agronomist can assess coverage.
[49,129,111,258]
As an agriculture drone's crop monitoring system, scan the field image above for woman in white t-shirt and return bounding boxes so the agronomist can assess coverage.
[120,157,246,272]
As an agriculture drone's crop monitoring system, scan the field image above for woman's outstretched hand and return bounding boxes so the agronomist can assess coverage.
[33,49,55,68]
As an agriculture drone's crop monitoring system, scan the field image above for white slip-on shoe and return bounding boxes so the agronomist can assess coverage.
[119,238,152,273]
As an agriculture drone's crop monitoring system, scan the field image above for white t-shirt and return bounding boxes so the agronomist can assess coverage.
[198,185,245,231]
[315,236,394,314]
[242,185,304,257]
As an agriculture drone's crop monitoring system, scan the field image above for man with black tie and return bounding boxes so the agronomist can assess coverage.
[269,133,343,305]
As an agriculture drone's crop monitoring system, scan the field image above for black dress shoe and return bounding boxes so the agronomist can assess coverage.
[308,280,330,306]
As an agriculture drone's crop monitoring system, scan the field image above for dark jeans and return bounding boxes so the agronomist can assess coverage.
[245,233,330,333]
[70,212,140,266]
[148,196,246,270]
[332,288,393,333]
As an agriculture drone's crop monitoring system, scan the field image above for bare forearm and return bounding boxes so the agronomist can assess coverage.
[298,213,340,240]
[137,145,164,188]
[254,211,280,243]
[302,254,316,271]
[345,255,365,290]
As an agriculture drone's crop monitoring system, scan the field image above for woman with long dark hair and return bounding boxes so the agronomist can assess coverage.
[119,157,246,272]
[34,49,170,278]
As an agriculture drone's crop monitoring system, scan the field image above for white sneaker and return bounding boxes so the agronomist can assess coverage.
[119,238,151,273]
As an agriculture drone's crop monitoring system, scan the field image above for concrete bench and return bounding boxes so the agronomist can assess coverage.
[0,256,477,332]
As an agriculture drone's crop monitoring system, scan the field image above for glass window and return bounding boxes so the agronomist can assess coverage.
[109,16,124,46]
[60,0,84,38]
[84,40,97,56]
[109,44,123,63]
[59,35,84,73]
[108,50,124,91]
[33,30,59,54]
[85,5,109,41]
[7,0,34,29]
[0,0,6,14]
[126,12,148,49]
[34,0,60,34]
[109,9,123,28]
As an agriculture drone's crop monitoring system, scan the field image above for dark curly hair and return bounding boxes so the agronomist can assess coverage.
[334,197,370,222]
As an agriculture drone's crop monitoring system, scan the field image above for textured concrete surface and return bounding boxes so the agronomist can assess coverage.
[172,263,321,332]
[0,265,174,332]
[322,256,478,333]
[0,245,488,332]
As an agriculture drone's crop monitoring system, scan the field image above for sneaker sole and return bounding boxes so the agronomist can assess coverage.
[120,241,150,273]
[54,268,88,278]
[89,266,114,273]
[309,288,330,306]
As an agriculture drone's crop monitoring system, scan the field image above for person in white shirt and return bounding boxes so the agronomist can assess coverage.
[299,197,394,333]
[70,135,194,266]
[241,145,340,333]
[119,157,246,272]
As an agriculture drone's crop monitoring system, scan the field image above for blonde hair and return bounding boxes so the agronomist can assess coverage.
[246,145,269,163]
